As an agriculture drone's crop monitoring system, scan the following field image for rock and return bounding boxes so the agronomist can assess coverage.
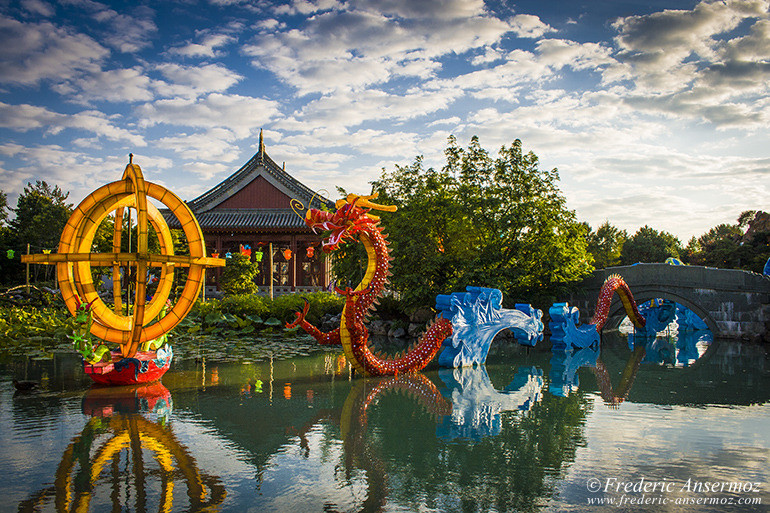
[388,326,406,339]
[369,320,389,336]
[408,323,423,337]
[410,306,435,324]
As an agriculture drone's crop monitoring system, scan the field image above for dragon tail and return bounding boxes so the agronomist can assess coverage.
[287,299,342,345]
[591,274,646,331]
[349,316,453,376]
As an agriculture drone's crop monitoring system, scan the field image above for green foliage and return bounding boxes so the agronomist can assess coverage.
[621,225,682,265]
[220,253,260,295]
[10,181,72,251]
[182,291,344,336]
[0,305,75,345]
[1,182,73,285]
[587,221,627,269]
[686,223,742,268]
[341,135,594,310]
[0,190,8,226]
[684,211,770,272]
[219,294,270,317]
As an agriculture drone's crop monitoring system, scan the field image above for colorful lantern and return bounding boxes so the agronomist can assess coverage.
[306,245,315,258]
[211,251,219,258]
[225,252,232,259]
[6,249,14,259]
[283,249,292,261]
[240,244,252,258]
[254,251,263,262]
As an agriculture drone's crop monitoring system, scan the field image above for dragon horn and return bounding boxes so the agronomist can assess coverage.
[342,192,398,213]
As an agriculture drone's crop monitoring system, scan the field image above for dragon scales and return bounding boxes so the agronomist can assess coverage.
[287,193,453,376]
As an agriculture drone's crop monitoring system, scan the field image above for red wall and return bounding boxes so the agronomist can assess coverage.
[216,175,292,209]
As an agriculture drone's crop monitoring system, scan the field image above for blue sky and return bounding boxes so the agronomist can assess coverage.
[1,0,768,241]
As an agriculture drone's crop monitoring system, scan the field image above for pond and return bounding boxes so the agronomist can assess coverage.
[0,331,768,512]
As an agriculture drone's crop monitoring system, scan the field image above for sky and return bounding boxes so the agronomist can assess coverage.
[0,0,768,242]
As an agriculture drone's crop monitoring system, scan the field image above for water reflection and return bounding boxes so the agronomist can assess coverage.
[437,365,544,440]
[628,330,713,367]
[2,332,768,513]
[549,347,599,398]
[18,383,225,512]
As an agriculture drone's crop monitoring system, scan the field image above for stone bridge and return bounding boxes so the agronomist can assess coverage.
[568,264,770,339]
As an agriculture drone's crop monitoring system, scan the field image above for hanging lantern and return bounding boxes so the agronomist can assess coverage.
[283,248,293,261]
[225,252,232,259]
[42,249,51,254]
[6,249,14,259]
[240,244,252,258]
[306,245,315,258]
[211,251,219,258]
[254,250,263,262]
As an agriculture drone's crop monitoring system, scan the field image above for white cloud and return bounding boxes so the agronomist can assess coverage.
[169,33,236,58]
[284,87,462,131]
[243,3,517,94]
[0,102,145,146]
[155,128,241,162]
[66,0,158,53]
[536,39,615,71]
[509,14,555,38]
[53,66,155,103]
[21,0,55,17]
[135,93,281,138]
[594,0,770,131]
[0,15,108,86]
[353,0,486,20]
[154,63,243,98]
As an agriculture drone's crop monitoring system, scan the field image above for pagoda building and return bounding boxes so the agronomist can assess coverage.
[165,131,333,295]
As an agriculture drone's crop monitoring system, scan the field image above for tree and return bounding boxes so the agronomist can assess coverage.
[587,221,627,269]
[620,226,682,265]
[220,253,260,295]
[691,223,742,268]
[0,190,8,226]
[683,211,769,272]
[351,136,594,310]
[9,181,72,252]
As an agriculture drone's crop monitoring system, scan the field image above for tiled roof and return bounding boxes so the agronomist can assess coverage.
[163,208,308,232]
[187,137,333,213]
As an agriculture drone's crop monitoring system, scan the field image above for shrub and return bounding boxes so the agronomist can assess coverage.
[220,294,269,317]
[219,253,259,295]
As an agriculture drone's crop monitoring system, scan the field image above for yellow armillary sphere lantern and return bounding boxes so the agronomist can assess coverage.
[24,155,224,384]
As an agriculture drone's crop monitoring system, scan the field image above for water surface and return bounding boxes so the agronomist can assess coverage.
[1,331,768,512]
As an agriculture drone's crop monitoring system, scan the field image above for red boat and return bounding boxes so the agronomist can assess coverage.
[83,346,173,386]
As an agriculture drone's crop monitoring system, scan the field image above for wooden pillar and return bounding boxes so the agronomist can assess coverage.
[269,242,274,300]
[290,235,296,291]
[215,234,222,290]
[25,243,30,294]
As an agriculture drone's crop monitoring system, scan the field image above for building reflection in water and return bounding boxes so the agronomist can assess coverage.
[18,382,226,513]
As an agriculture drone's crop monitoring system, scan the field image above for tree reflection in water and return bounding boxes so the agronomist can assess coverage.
[324,368,590,513]
[18,382,226,513]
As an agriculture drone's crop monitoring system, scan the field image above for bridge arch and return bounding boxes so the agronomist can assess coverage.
[603,289,718,334]
[569,264,770,339]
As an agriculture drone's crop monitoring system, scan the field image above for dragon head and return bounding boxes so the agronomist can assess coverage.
[305,192,397,253]
[74,296,94,323]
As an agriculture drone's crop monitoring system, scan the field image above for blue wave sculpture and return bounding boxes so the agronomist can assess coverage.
[435,286,543,368]
[675,303,708,331]
[548,302,600,351]
[436,365,544,440]
[636,298,677,334]
[548,347,599,397]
